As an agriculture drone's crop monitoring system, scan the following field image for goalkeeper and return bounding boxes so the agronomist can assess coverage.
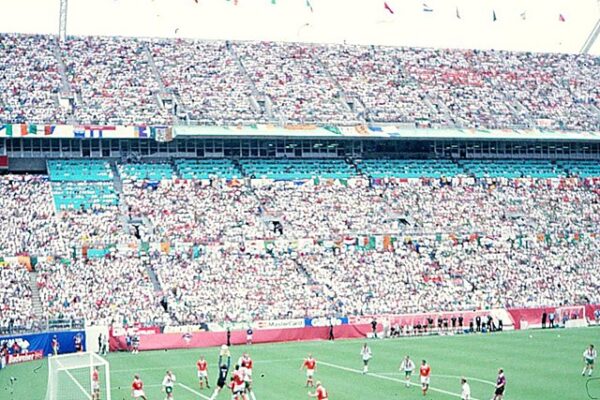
[209,346,231,400]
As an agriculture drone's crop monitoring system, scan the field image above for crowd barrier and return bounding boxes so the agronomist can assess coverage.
[0,330,86,365]
[110,324,371,352]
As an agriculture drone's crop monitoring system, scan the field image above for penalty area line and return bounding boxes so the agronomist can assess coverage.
[318,360,481,400]
[179,382,212,400]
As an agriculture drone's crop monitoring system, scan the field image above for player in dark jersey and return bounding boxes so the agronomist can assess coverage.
[493,368,506,399]
[209,354,231,400]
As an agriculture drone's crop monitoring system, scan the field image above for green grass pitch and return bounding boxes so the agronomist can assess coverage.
[2,327,599,400]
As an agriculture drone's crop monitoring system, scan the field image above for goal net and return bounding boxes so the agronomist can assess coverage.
[45,352,111,400]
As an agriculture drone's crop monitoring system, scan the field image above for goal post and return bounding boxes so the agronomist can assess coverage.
[45,352,111,400]
[556,305,587,328]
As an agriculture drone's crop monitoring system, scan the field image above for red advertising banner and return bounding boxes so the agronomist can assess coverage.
[110,324,371,352]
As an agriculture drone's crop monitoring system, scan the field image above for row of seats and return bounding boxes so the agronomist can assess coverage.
[118,163,174,181]
[358,159,464,179]
[459,160,564,179]
[52,182,118,210]
[175,159,241,180]
[47,160,113,182]
[557,160,600,178]
[239,159,356,180]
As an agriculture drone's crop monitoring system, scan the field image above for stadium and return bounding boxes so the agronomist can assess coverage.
[1,0,600,399]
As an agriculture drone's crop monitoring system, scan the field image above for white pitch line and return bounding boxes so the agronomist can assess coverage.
[377,372,496,386]
[111,357,297,373]
[318,360,481,400]
[179,382,213,400]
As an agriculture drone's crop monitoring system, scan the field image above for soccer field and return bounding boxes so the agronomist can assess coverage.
[2,327,599,400]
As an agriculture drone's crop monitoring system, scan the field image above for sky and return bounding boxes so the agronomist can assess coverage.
[0,0,599,54]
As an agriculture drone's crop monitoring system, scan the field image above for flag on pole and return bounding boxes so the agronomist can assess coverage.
[384,2,394,14]
[492,10,497,21]
[422,3,433,12]
[456,7,460,19]
[306,0,313,12]
[559,13,566,22]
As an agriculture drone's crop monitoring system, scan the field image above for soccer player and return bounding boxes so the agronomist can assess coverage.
[420,360,431,396]
[239,353,256,400]
[308,381,328,400]
[131,374,147,400]
[74,334,83,352]
[197,355,210,389]
[301,354,317,387]
[583,344,597,377]
[460,377,470,400]
[493,368,506,400]
[132,334,140,355]
[231,365,247,400]
[51,335,60,356]
[91,367,100,400]
[209,354,231,400]
[246,327,253,345]
[360,343,372,374]
[162,370,176,400]
[399,355,415,388]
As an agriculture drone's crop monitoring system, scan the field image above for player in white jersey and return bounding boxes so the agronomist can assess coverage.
[360,343,372,374]
[162,370,176,400]
[399,355,415,388]
[461,378,471,400]
[583,344,597,376]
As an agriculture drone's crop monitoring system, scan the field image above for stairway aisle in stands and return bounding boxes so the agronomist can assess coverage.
[28,271,44,323]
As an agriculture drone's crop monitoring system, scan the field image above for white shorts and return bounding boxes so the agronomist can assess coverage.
[247,335,253,341]
[421,376,430,385]
[92,381,100,391]
[197,370,208,379]
[133,389,146,398]
[307,369,314,378]
[245,369,253,378]
[233,384,245,393]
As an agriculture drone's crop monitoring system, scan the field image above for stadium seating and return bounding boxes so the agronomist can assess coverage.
[557,160,600,178]
[2,34,598,129]
[240,158,357,180]
[174,159,242,180]
[358,159,464,178]
[47,160,113,182]
[118,162,174,181]
[459,159,563,178]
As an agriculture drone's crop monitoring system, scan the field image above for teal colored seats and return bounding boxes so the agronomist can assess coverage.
[358,159,464,178]
[175,159,241,179]
[47,160,113,182]
[118,163,174,181]
[51,182,118,210]
[459,159,563,179]
[556,160,600,178]
[239,159,356,180]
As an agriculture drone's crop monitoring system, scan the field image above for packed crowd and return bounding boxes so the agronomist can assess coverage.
[150,39,260,124]
[1,169,600,325]
[61,36,169,125]
[2,34,597,129]
[0,263,35,333]
[0,34,67,124]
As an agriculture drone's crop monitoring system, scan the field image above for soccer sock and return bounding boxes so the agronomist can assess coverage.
[583,367,588,375]
[250,391,257,400]
[363,365,368,373]
[589,370,593,376]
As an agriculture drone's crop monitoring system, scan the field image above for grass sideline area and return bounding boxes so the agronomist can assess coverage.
[1,327,598,400]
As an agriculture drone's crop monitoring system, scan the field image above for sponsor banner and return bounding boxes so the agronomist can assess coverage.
[254,319,305,330]
[304,317,349,327]
[110,326,161,337]
[0,330,85,359]
[110,323,371,352]
[7,350,43,365]
[163,325,207,334]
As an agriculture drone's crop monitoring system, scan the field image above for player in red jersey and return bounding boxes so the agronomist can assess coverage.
[308,381,328,400]
[420,360,431,396]
[131,374,148,400]
[197,355,210,389]
[301,354,317,387]
[91,367,100,400]
[231,365,247,400]
[238,353,256,400]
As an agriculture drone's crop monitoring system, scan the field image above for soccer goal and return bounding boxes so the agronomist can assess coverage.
[45,352,111,400]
